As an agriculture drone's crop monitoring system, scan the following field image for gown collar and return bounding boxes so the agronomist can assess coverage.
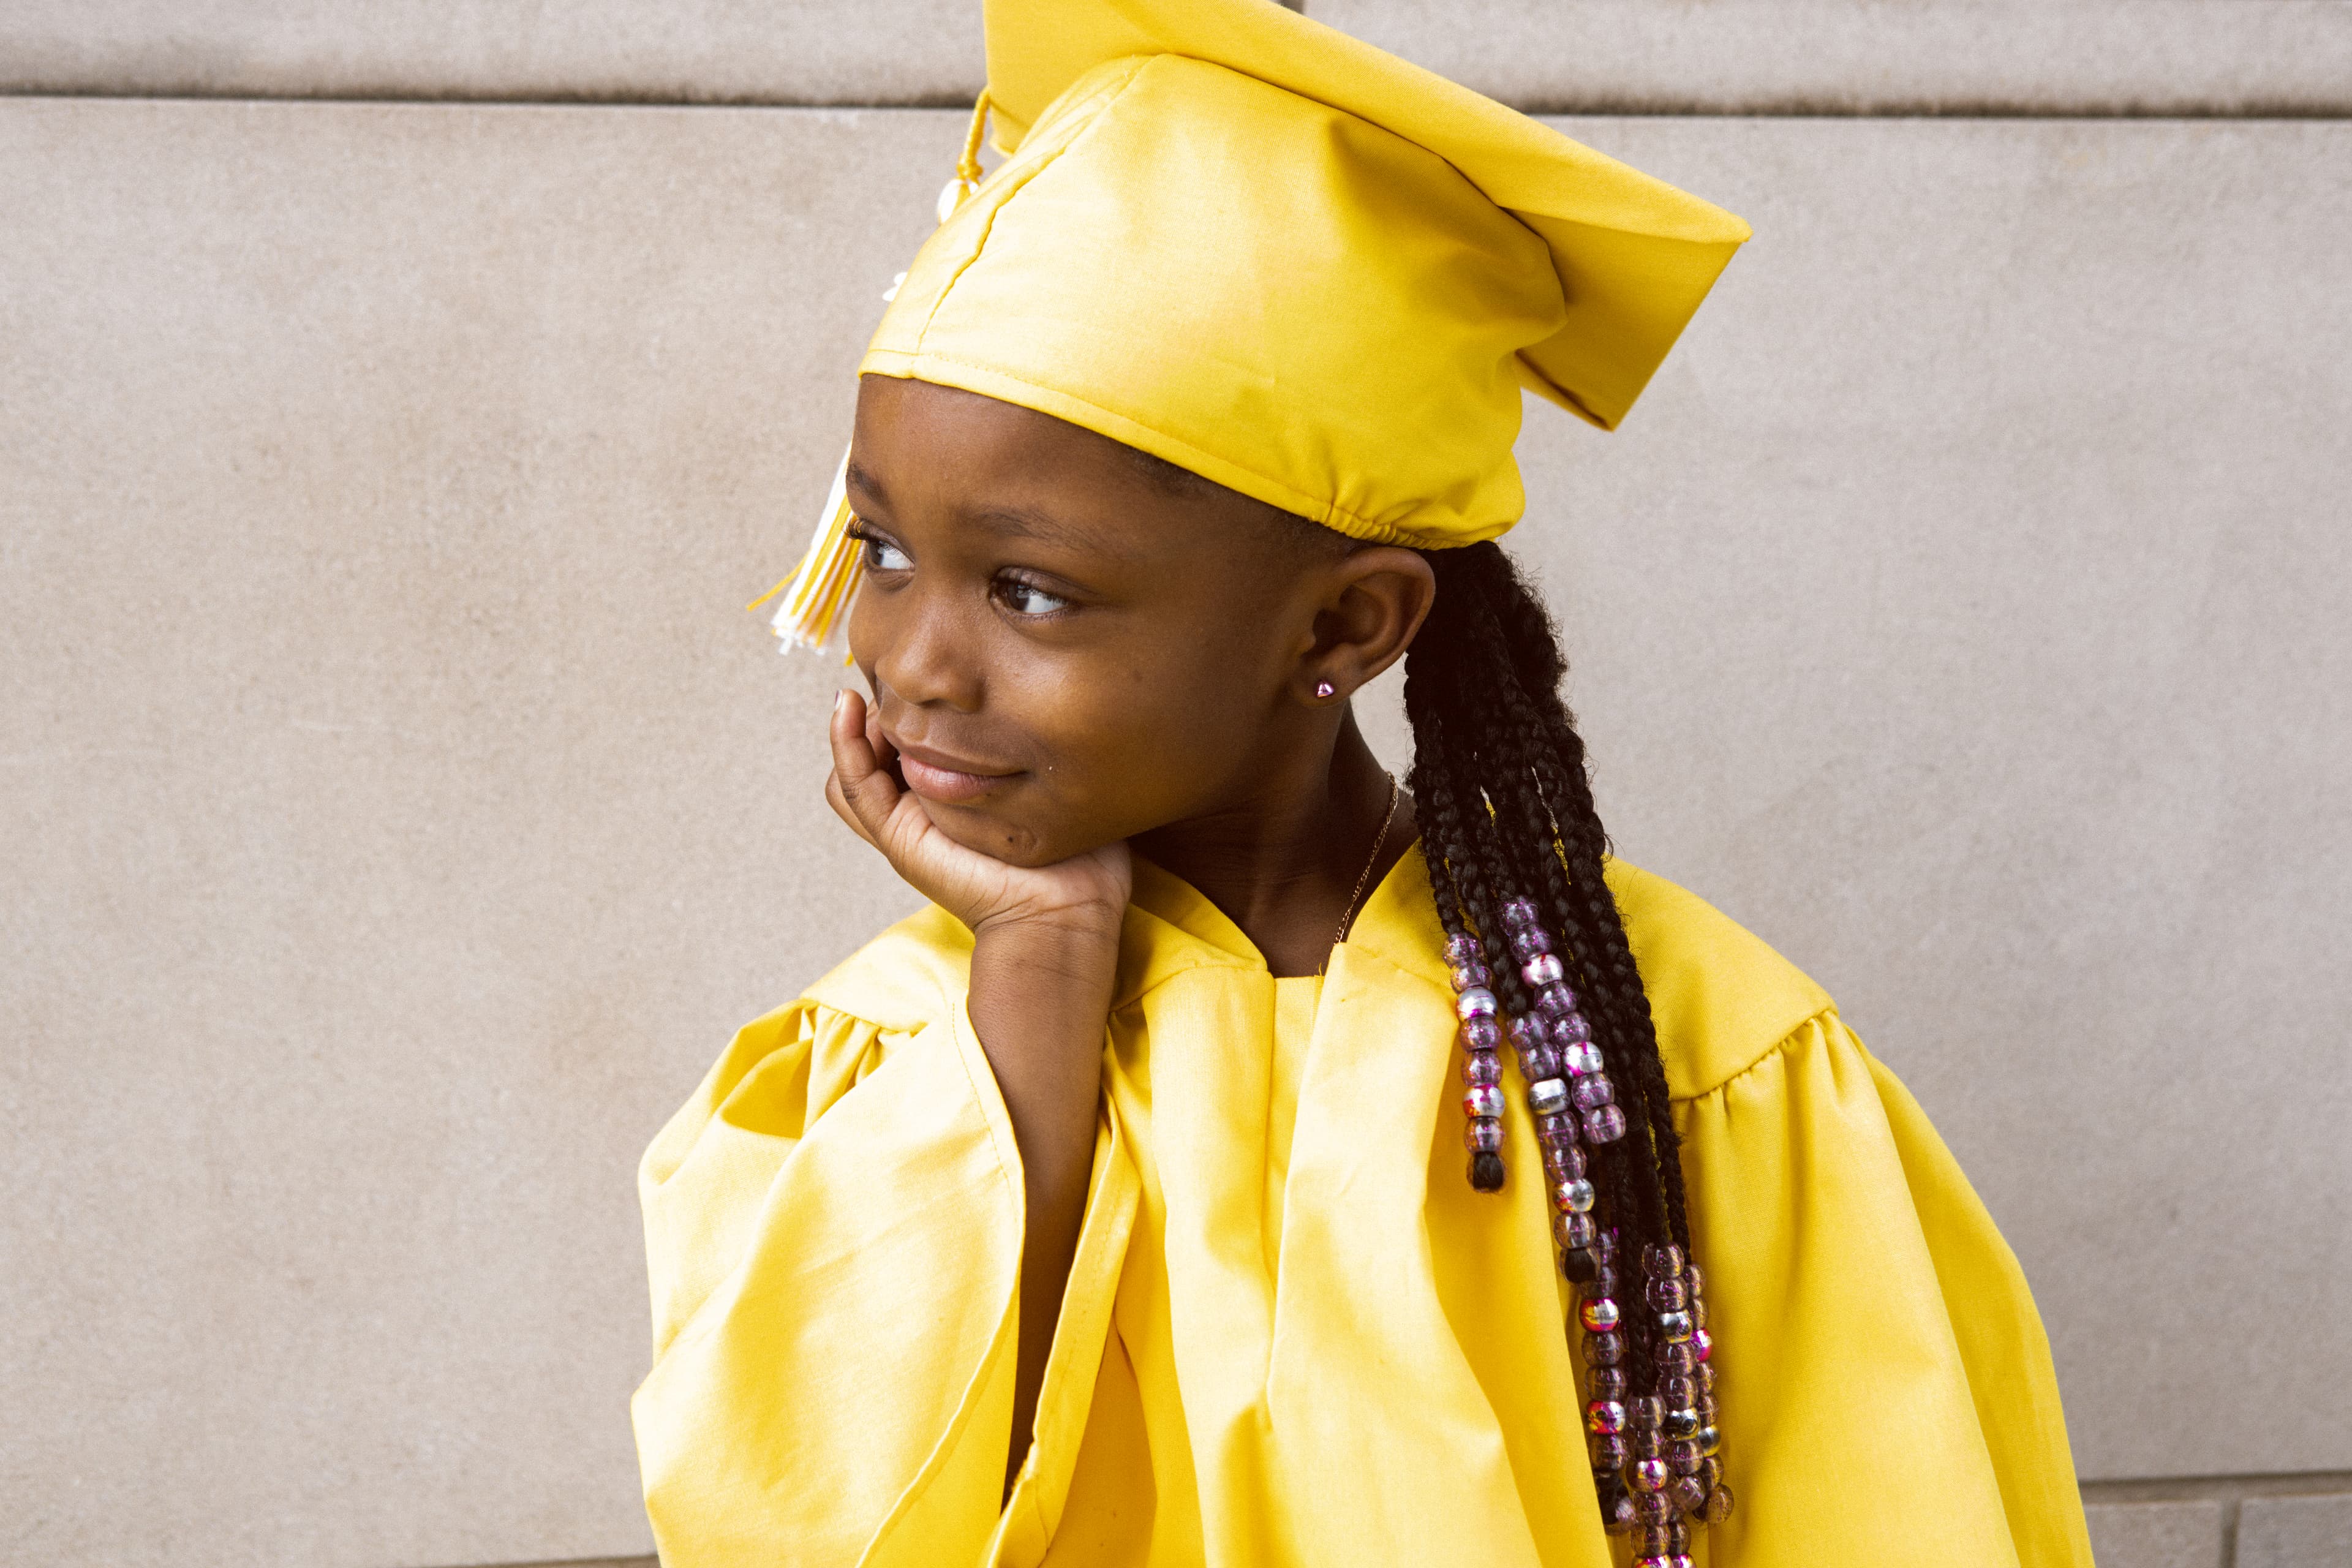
[1116,841,1451,1007]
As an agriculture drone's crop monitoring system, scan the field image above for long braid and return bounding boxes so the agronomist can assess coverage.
[1423,571,1675,1401]
[1450,545,1692,1256]
[1406,540,1728,1548]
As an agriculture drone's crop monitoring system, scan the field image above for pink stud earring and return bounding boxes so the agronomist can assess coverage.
[1314,680,1337,699]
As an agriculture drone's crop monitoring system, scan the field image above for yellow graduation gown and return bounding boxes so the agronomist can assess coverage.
[632,851,2094,1567]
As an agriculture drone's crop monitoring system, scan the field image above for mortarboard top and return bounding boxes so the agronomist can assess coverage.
[769,0,1749,649]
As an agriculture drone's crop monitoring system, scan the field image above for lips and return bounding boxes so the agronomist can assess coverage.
[886,733,1020,805]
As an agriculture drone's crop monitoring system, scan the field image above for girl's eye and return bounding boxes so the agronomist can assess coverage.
[856,532,910,571]
[995,577,1074,617]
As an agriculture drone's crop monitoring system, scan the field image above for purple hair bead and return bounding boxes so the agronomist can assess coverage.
[1501,897,1540,930]
[1585,1104,1628,1144]
[1536,1110,1578,1145]
[1562,1042,1604,1077]
[1463,1085,1506,1119]
[1586,1329,1624,1365]
[1552,1011,1591,1044]
[1521,952,1565,987]
[1512,922,1551,956]
[1528,1077,1571,1115]
[1455,986,1496,1020]
[1545,1141,1586,1181]
[1442,932,1482,966]
[1519,1042,1563,1082]
[1447,961,1491,992]
[1536,982,1578,1020]
[1573,1074,1616,1110]
[1463,1117,1504,1154]
[1460,1050,1503,1087]
[1458,1015,1501,1052]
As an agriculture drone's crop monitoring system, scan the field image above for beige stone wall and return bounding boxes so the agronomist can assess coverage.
[4,7,2348,1567]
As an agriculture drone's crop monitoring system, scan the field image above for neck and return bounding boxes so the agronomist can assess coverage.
[1132,709,1416,978]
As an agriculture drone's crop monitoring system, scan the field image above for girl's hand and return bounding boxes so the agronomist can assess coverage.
[824,685,1121,1498]
[824,688,1133,948]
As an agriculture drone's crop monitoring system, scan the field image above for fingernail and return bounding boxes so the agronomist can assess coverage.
[833,689,848,716]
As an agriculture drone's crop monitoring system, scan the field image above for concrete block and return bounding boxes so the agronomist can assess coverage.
[2082,1500,2225,1568]
[1310,1,2352,115]
[5,96,2351,1566]
[2236,1493,2352,1567]
[0,0,983,104]
[0,95,963,1568]
[12,0,2346,113]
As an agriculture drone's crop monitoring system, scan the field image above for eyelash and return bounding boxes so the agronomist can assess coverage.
[845,519,1076,620]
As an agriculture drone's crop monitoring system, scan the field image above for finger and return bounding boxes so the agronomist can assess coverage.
[824,769,882,850]
[828,689,902,839]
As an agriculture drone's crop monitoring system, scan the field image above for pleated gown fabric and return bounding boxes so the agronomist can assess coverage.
[632,851,2094,1568]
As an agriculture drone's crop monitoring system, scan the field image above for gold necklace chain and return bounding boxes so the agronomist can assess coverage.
[1329,772,1402,960]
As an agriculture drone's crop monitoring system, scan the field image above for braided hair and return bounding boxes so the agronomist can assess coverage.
[1408,541,1727,1544]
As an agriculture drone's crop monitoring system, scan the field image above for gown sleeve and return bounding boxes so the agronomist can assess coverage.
[631,995,1028,1568]
[1674,1010,2095,1568]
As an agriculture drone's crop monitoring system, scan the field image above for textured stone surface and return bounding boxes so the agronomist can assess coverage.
[4,97,2350,1566]
[2236,1492,2352,1567]
[6,0,2350,113]
[1312,0,2352,115]
[2082,1500,2226,1568]
[0,0,984,104]
[0,97,958,1568]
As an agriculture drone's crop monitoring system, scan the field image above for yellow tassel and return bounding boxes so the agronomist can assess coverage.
[937,91,992,222]
[754,92,991,660]
[752,443,864,655]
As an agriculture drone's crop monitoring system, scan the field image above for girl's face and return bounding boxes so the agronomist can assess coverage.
[843,374,1417,867]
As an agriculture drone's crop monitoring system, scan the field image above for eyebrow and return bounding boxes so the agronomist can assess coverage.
[845,461,1141,563]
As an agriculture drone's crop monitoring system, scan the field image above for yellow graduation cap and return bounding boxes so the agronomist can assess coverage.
[768,0,1749,650]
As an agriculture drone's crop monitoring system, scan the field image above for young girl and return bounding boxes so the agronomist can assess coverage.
[632,2,2094,1564]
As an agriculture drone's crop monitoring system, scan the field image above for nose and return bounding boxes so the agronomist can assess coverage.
[861,581,984,715]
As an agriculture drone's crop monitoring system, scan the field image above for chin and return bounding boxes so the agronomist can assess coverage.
[917,796,1083,869]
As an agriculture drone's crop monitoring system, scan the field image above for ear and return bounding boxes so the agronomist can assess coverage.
[1298,546,1436,706]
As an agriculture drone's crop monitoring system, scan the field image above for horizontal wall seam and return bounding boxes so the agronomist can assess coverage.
[2080,1471,2352,1502]
[4,86,2350,119]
